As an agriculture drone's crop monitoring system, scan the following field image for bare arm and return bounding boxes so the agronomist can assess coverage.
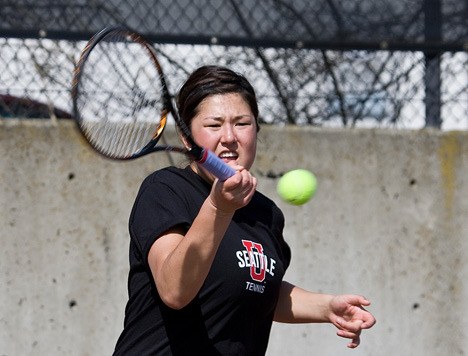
[274,281,376,348]
[274,281,334,323]
[148,167,257,309]
[148,199,233,309]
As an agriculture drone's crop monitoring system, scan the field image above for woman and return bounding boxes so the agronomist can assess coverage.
[113,65,375,355]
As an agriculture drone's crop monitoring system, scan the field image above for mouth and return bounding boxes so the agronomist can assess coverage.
[219,151,238,162]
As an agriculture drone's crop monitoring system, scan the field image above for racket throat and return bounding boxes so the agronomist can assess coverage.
[188,146,205,162]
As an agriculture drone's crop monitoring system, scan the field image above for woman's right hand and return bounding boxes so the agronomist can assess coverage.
[209,165,257,214]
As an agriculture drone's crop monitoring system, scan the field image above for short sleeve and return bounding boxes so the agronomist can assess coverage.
[272,205,291,270]
[129,173,193,264]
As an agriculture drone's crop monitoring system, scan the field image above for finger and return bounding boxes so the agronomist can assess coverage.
[337,329,361,349]
[361,314,377,329]
[239,170,255,188]
[336,318,363,333]
[336,329,360,340]
[244,177,257,199]
[238,174,257,200]
[347,294,370,307]
[347,337,361,349]
[358,296,371,306]
[223,170,244,190]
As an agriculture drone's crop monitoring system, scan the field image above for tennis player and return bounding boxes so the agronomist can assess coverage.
[113,65,376,355]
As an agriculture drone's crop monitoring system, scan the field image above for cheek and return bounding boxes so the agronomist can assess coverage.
[191,128,217,148]
[243,131,257,149]
[242,136,257,169]
[241,131,258,156]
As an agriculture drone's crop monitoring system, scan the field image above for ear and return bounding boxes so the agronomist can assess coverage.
[177,127,191,149]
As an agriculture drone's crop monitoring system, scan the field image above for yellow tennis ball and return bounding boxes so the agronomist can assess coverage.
[277,169,317,205]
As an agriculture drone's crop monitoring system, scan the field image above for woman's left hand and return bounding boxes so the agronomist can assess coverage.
[328,295,376,348]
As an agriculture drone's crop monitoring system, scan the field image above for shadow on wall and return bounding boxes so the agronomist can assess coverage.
[0,94,73,119]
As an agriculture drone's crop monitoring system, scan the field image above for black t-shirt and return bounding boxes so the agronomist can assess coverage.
[114,167,291,356]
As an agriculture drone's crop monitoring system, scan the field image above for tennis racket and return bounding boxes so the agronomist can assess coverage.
[71,26,235,181]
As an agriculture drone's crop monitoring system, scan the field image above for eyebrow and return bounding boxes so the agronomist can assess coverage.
[203,115,253,121]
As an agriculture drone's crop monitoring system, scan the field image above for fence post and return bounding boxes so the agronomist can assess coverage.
[424,0,442,128]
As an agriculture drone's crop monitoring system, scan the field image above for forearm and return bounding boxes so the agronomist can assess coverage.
[151,198,234,309]
[274,281,334,323]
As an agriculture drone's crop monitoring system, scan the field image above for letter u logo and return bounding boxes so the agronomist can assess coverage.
[241,240,266,282]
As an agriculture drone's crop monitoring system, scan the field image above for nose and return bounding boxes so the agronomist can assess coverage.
[220,124,236,144]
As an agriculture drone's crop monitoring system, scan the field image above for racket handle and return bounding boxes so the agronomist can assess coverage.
[197,149,236,181]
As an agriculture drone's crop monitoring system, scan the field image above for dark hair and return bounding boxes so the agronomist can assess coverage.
[177,65,259,132]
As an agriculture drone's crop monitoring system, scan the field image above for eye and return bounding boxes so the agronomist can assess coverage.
[205,122,221,129]
[236,121,252,127]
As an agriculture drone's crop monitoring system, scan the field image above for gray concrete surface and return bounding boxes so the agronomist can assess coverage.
[1,120,466,356]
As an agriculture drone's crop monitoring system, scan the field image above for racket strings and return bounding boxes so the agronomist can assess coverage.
[75,29,166,158]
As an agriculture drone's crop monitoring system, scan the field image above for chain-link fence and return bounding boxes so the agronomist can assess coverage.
[0,0,467,129]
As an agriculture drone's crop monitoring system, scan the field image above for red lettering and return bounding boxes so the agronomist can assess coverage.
[241,240,266,282]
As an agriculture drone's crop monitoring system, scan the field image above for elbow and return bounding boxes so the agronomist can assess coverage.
[159,290,192,310]
[162,298,188,310]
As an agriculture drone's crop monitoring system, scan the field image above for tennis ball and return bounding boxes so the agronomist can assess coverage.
[277,169,317,205]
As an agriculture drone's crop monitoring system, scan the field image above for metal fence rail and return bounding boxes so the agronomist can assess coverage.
[0,0,467,129]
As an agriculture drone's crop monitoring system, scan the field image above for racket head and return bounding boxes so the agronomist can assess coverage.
[71,26,174,160]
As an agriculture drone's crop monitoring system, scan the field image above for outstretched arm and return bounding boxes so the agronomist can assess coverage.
[274,281,376,348]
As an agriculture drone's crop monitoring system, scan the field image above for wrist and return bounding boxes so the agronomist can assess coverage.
[321,294,337,322]
[205,197,236,218]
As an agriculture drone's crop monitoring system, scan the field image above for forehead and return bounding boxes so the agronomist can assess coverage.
[196,93,253,117]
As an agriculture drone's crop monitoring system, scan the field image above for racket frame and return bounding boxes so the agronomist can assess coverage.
[72,26,236,180]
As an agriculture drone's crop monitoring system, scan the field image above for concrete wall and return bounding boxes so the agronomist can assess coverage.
[1,120,466,356]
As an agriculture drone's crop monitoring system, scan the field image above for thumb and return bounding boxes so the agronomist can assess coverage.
[354,295,371,306]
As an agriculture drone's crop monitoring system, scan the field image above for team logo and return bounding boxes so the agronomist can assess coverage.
[236,239,276,286]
